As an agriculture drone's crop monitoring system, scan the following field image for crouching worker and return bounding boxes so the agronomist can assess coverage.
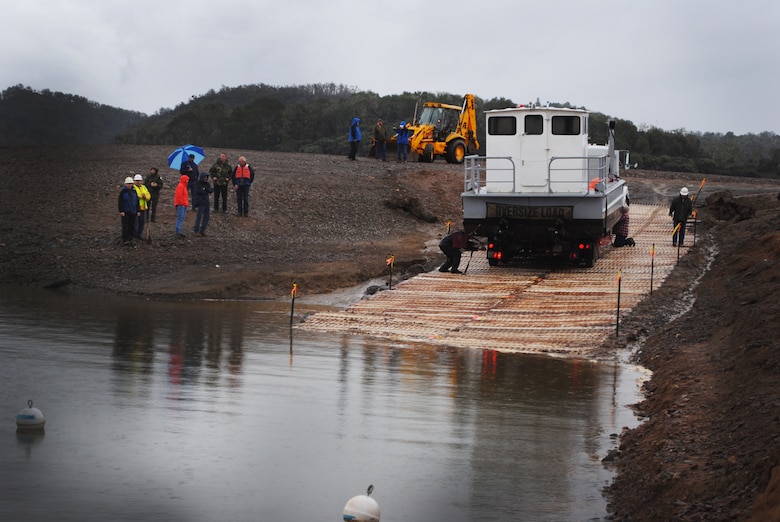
[439,230,468,273]
[613,207,636,247]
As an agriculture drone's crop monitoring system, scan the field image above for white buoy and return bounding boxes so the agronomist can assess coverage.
[16,400,45,432]
[343,485,380,521]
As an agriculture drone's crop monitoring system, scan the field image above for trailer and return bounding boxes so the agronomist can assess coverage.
[462,105,629,267]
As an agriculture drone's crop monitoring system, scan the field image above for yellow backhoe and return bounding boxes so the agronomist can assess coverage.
[386,94,479,164]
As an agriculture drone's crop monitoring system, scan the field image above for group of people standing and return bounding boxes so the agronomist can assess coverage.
[118,152,256,244]
[347,118,413,162]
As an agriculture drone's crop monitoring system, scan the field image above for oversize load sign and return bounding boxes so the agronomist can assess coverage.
[486,203,573,220]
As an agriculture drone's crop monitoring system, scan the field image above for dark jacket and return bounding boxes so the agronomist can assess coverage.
[118,186,139,213]
[669,195,693,223]
[145,172,163,198]
[373,122,387,142]
[180,160,199,188]
[193,175,214,208]
[440,231,467,250]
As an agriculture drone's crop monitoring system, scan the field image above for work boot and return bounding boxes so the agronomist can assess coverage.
[451,269,463,274]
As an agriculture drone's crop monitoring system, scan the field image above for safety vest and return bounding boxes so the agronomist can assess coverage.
[235,165,251,179]
[133,184,151,211]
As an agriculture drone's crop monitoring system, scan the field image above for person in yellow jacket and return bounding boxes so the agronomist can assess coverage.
[132,174,152,239]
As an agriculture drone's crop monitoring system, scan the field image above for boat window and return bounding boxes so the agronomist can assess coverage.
[552,115,581,135]
[487,116,517,135]
[524,115,543,135]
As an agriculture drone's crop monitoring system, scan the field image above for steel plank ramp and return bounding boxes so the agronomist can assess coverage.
[299,203,690,356]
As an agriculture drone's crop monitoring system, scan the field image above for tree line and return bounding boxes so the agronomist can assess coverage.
[0,85,145,146]
[2,84,778,178]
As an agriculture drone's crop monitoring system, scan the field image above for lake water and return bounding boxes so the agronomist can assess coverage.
[0,286,644,521]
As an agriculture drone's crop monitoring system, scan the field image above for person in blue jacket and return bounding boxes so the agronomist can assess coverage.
[394,121,413,162]
[118,176,140,246]
[348,117,361,160]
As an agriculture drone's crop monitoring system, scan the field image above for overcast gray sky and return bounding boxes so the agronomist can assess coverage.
[3,0,778,135]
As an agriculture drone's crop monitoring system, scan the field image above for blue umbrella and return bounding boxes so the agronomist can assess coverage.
[167,144,205,170]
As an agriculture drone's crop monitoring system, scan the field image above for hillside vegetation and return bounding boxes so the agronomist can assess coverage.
[1,83,779,178]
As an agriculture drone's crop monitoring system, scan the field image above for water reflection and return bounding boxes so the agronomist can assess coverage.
[0,287,643,521]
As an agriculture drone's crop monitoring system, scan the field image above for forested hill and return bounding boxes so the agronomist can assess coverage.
[2,83,779,178]
[0,85,145,146]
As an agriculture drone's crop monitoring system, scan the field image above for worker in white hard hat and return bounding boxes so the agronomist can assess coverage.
[132,173,151,240]
[669,187,693,246]
[118,176,140,245]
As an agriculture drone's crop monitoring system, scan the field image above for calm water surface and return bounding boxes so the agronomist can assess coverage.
[0,287,643,521]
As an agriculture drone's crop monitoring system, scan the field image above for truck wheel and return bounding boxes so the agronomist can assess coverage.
[446,139,466,164]
[584,241,600,268]
[418,144,435,163]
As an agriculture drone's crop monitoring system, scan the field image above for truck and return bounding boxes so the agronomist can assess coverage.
[461,105,629,267]
[405,94,480,164]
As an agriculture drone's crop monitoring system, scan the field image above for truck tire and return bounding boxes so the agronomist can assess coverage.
[584,241,600,268]
[445,139,467,164]
[418,144,435,163]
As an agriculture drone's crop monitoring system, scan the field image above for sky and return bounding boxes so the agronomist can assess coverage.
[2,0,779,135]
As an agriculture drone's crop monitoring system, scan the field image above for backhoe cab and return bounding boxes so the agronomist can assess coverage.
[408,94,479,164]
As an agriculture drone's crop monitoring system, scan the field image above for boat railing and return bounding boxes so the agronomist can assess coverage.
[548,155,608,194]
[463,155,516,193]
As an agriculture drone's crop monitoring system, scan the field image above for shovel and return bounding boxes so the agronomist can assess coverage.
[144,211,152,244]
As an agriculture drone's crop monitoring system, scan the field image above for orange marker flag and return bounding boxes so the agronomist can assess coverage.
[699,178,707,189]
[650,244,655,258]
[291,283,297,299]
[616,268,622,283]
[672,222,681,236]
[386,255,395,267]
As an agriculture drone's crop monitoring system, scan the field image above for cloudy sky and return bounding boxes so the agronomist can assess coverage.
[3,0,778,135]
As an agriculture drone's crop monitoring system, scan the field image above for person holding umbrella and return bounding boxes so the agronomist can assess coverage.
[232,156,255,217]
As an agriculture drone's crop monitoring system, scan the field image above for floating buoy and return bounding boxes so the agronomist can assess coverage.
[343,484,380,521]
[16,400,45,432]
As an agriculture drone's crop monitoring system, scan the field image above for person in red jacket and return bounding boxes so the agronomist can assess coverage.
[174,175,189,238]
[232,156,255,217]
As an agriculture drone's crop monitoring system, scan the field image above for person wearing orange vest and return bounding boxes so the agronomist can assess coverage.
[232,156,255,217]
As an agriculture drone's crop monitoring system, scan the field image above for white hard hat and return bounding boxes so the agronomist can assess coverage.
[133,174,143,181]
[124,177,134,184]
[680,187,689,196]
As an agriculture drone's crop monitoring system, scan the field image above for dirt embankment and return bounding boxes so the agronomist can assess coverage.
[602,189,780,521]
[1,145,779,520]
[0,145,464,299]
